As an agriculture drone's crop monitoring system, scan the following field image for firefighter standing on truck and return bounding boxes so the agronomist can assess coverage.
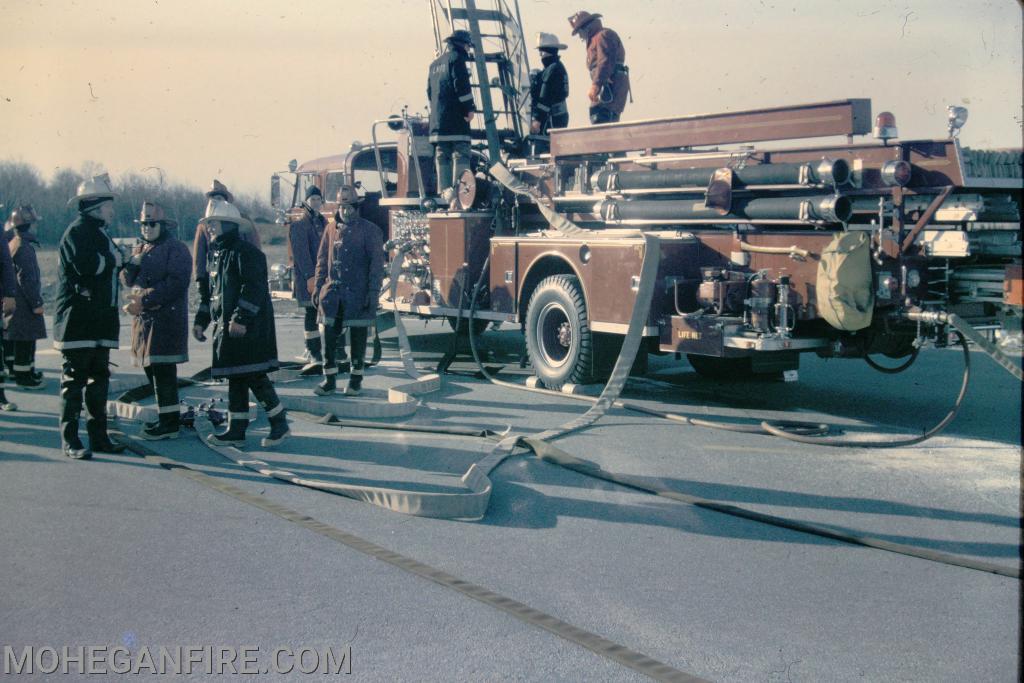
[121,202,192,441]
[193,198,290,449]
[192,179,261,334]
[289,185,328,373]
[568,10,631,124]
[427,29,477,200]
[529,32,570,155]
[3,206,47,392]
[313,185,384,398]
[53,174,127,459]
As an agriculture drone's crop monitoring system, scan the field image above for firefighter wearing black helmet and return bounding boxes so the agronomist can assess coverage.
[427,29,477,199]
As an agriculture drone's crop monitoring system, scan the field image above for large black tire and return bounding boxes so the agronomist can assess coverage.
[686,354,754,380]
[525,275,594,389]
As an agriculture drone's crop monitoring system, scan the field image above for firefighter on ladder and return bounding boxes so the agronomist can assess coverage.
[121,202,192,441]
[289,185,329,373]
[313,185,384,398]
[528,32,570,155]
[427,29,477,202]
[568,10,631,124]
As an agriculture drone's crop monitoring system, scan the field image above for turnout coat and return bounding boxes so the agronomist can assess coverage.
[120,233,191,367]
[531,53,570,133]
[3,229,46,341]
[53,214,122,350]
[586,27,629,115]
[314,216,384,328]
[288,207,327,307]
[0,229,15,301]
[208,232,278,377]
[427,47,476,143]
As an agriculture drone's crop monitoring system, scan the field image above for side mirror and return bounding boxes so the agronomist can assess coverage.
[270,174,281,209]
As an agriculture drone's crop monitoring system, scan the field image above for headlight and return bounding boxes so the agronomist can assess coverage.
[880,160,912,187]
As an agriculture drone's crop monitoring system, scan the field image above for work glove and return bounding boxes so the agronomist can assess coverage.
[530,120,541,134]
[306,277,316,296]
[193,309,211,330]
[228,321,247,338]
[1,297,15,316]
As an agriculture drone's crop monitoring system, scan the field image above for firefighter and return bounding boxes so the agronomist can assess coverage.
[427,29,477,200]
[288,185,327,372]
[312,185,384,397]
[192,198,289,448]
[0,215,17,411]
[567,10,631,124]
[2,205,47,391]
[529,32,570,155]
[121,202,192,440]
[54,174,127,459]
[192,179,261,336]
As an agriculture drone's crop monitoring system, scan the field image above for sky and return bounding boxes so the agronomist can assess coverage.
[1,0,1021,198]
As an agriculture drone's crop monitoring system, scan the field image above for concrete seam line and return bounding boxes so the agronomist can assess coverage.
[120,438,706,683]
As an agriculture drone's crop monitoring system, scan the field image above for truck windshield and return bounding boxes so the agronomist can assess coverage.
[293,173,320,208]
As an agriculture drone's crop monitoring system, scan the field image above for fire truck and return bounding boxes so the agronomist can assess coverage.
[271,1,1022,389]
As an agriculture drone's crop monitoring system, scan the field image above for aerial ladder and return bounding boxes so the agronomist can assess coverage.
[428,0,532,163]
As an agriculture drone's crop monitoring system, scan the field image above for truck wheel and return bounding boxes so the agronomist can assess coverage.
[526,275,594,389]
[686,354,754,380]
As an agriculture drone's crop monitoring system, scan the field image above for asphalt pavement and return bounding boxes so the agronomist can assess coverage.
[1,311,1020,681]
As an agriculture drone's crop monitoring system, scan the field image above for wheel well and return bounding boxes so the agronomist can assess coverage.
[518,255,580,320]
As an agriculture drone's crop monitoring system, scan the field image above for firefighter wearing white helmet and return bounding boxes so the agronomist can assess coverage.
[53,173,127,458]
[529,32,570,155]
[194,198,290,449]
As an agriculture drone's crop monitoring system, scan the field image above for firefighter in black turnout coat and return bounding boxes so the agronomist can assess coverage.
[288,184,328,372]
[193,199,289,448]
[121,202,192,441]
[427,29,477,198]
[529,32,570,154]
[54,174,127,459]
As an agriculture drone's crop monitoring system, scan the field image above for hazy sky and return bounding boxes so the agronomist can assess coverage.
[1,0,1021,198]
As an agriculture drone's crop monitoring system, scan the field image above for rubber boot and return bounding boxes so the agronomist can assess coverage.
[85,394,125,455]
[14,371,46,391]
[315,373,336,396]
[207,418,248,447]
[261,412,290,448]
[345,372,363,396]
[61,419,91,460]
[142,412,180,441]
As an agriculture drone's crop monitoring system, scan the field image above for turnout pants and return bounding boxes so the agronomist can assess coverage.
[302,306,322,360]
[322,314,367,381]
[144,363,180,426]
[227,372,284,428]
[589,105,620,125]
[60,347,112,446]
[434,140,471,194]
[4,340,38,379]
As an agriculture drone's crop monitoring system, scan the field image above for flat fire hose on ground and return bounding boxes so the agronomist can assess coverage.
[106,235,661,521]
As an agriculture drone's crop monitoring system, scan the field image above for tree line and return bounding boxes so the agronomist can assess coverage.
[0,160,273,244]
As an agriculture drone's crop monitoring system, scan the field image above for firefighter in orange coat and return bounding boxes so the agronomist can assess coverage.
[567,10,631,124]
